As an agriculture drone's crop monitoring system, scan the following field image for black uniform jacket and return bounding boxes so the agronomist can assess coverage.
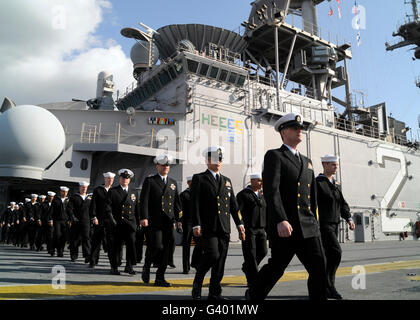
[316,174,351,224]
[104,186,139,232]
[49,196,69,222]
[39,202,51,223]
[180,188,192,225]
[139,174,182,228]
[236,186,267,229]
[191,170,243,235]
[262,145,319,239]
[67,194,92,223]
[89,185,113,224]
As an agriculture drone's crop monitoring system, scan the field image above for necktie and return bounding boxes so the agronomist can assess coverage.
[295,152,301,163]
[215,174,220,183]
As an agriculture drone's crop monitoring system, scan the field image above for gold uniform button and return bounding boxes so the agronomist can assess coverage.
[298,182,300,187]
[169,203,171,205]
[308,184,310,188]
[226,205,228,208]
[308,206,311,210]
[169,196,172,199]
[218,210,221,214]
[297,205,300,209]
[298,194,301,198]
[169,209,172,212]
[218,203,220,206]
[308,195,310,199]
[217,196,220,199]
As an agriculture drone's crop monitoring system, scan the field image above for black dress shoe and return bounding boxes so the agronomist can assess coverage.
[124,267,137,275]
[88,263,95,269]
[142,269,150,283]
[182,270,189,274]
[110,268,120,275]
[327,289,343,300]
[154,279,172,287]
[70,257,76,262]
[84,258,90,264]
[168,264,176,269]
[192,282,202,300]
[208,294,228,301]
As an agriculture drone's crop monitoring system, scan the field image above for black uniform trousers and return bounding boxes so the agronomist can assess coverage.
[249,232,327,300]
[194,228,230,297]
[53,220,67,255]
[241,227,268,285]
[144,219,174,280]
[107,223,136,269]
[182,224,202,272]
[35,222,53,251]
[27,220,37,249]
[320,223,342,292]
[135,226,146,263]
[90,224,107,264]
[69,221,91,259]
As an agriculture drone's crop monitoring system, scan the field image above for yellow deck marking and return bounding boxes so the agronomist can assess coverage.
[0,260,419,299]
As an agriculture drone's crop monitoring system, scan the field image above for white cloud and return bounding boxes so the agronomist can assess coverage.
[0,0,133,105]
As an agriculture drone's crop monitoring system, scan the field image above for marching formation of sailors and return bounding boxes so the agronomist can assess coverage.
[0,112,355,300]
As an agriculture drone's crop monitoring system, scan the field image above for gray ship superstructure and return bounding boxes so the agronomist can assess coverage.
[1,0,419,243]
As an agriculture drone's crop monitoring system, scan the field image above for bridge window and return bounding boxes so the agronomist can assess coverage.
[237,75,246,86]
[198,63,210,76]
[228,72,238,84]
[219,69,228,82]
[209,66,219,79]
[187,59,199,73]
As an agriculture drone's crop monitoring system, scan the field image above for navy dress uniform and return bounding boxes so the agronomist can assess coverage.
[246,113,327,301]
[140,154,182,287]
[180,176,202,274]
[89,172,115,267]
[1,203,15,244]
[67,182,92,262]
[191,146,245,300]
[34,195,47,251]
[316,154,353,299]
[237,173,268,286]
[27,194,40,250]
[48,186,70,257]
[104,169,139,275]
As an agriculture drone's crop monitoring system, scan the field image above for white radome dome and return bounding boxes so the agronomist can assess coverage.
[0,105,65,180]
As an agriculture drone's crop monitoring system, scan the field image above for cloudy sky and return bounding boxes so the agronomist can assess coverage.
[1,0,419,139]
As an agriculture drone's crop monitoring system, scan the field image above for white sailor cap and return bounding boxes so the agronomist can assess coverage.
[60,186,69,192]
[18,202,23,205]
[321,154,339,163]
[25,198,31,202]
[79,181,90,187]
[47,191,56,197]
[250,172,262,180]
[154,154,174,165]
[31,194,38,198]
[39,195,46,199]
[103,172,116,178]
[118,168,134,179]
[10,202,16,205]
[274,113,304,132]
[15,205,20,209]
[202,146,225,161]
[186,175,193,181]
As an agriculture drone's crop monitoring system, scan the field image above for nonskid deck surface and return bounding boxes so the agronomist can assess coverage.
[0,241,419,300]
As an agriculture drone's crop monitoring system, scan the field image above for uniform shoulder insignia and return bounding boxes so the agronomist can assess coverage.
[131,194,136,201]
[335,181,340,186]
[307,162,313,170]
[225,181,231,187]
[170,183,176,190]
